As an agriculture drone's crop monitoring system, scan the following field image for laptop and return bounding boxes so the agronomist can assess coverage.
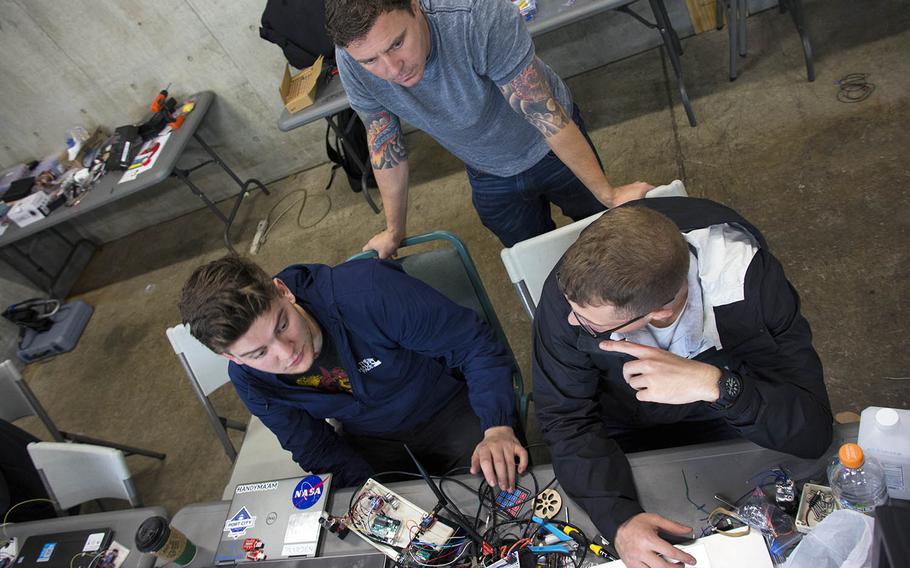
[14,529,113,568]
[215,474,332,564]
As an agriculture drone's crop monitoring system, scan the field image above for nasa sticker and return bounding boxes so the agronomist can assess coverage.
[291,475,326,510]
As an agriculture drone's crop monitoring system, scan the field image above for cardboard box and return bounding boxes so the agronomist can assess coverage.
[279,56,323,114]
[60,126,110,170]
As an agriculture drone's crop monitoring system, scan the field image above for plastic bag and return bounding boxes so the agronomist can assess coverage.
[784,509,874,568]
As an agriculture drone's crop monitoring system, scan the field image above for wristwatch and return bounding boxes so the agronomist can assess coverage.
[710,369,743,411]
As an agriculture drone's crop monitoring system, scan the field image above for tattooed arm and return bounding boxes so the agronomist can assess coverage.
[361,109,410,259]
[500,58,652,207]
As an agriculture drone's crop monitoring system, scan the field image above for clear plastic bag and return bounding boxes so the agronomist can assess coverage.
[784,509,874,568]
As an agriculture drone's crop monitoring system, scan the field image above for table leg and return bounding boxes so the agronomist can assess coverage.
[324,115,381,214]
[172,134,271,254]
[647,0,697,126]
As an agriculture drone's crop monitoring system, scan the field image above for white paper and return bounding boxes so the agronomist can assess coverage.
[599,532,771,568]
[82,533,105,552]
[283,511,321,544]
[118,132,171,184]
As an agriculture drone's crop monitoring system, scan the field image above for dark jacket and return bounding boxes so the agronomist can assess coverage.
[533,198,833,540]
[229,260,515,487]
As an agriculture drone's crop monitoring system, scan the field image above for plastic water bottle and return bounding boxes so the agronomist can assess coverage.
[858,406,910,500]
[827,443,889,514]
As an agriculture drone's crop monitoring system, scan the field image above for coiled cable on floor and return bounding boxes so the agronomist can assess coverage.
[835,73,875,103]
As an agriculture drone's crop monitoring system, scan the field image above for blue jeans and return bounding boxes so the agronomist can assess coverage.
[465,104,606,247]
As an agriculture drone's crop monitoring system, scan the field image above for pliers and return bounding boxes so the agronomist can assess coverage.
[527,515,579,554]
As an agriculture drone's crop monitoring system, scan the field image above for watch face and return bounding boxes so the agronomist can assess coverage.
[723,375,741,399]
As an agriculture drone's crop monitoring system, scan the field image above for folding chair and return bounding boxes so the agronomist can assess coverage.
[717,0,815,82]
[0,359,165,460]
[27,441,141,514]
[500,180,689,318]
[165,324,301,496]
[165,325,248,462]
[348,231,530,427]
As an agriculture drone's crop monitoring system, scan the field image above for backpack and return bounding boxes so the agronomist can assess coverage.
[259,0,336,70]
[259,0,377,194]
[324,109,377,193]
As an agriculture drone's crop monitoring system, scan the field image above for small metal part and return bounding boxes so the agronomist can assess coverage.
[713,494,737,508]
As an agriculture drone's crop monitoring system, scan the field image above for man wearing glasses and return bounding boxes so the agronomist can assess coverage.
[533,198,833,568]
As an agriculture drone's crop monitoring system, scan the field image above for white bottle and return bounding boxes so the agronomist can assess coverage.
[858,406,910,500]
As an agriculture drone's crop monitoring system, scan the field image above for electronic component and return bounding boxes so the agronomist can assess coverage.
[348,479,456,563]
[370,514,402,544]
[533,488,562,520]
[419,514,436,530]
[245,549,267,562]
[494,484,531,518]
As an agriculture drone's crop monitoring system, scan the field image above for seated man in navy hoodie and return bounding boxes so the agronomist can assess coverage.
[179,256,526,490]
[533,198,833,567]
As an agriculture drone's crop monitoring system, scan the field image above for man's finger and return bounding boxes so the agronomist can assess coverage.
[642,550,681,568]
[654,542,697,567]
[515,445,529,473]
[479,456,497,488]
[600,340,654,357]
[492,450,509,490]
[622,359,650,381]
[627,375,648,391]
[654,516,692,535]
[470,448,481,475]
[504,446,516,491]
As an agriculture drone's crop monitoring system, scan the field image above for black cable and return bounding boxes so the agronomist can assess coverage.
[835,73,875,103]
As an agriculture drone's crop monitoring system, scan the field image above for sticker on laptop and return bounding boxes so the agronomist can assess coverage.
[291,475,326,510]
[37,543,56,563]
[82,533,105,552]
[224,506,256,539]
[235,481,279,494]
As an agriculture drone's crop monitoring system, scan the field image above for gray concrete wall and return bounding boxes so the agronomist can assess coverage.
[0,0,774,246]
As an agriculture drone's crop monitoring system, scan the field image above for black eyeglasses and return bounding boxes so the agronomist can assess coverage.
[571,309,651,340]
[557,269,674,340]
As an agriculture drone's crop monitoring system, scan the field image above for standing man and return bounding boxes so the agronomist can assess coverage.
[180,256,527,490]
[533,198,833,567]
[326,0,652,258]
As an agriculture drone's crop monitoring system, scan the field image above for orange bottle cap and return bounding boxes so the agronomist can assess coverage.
[839,443,865,469]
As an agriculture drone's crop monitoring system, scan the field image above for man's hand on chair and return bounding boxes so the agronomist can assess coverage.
[363,228,402,259]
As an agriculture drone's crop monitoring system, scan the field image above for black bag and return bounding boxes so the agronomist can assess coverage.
[259,0,376,194]
[259,0,336,70]
[104,125,142,171]
[2,298,60,335]
[325,109,377,193]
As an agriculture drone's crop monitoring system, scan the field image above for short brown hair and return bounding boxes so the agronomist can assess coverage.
[558,206,689,315]
[325,0,414,47]
[178,256,281,354]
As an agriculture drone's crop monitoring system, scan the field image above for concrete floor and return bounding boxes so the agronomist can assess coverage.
[14,0,909,517]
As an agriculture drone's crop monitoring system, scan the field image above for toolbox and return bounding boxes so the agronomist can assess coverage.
[17,300,94,363]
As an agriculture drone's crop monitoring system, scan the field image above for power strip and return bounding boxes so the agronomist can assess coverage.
[249,219,268,255]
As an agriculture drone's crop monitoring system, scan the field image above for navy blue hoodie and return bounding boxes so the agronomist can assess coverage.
[228,259,516,487]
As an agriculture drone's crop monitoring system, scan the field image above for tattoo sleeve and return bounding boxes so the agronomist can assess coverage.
[364,110,407,169]
[500,58,569,138]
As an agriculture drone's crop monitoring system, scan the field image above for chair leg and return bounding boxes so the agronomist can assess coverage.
[728,1,738,81]
[738,0,747,57]
[782,0,816,81]
[715,0,725,30]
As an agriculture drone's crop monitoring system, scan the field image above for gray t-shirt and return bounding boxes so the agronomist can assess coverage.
[336,0,573,177]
